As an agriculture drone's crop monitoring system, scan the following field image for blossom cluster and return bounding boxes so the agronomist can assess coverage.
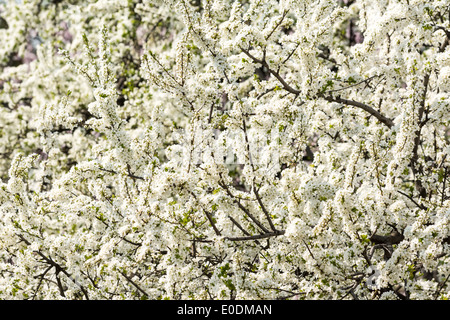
[0,0,449,300]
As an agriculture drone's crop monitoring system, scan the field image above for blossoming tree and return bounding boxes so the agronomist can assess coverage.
[0,0,449,300]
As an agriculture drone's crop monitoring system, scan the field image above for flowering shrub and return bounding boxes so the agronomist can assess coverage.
[0,0,449,300]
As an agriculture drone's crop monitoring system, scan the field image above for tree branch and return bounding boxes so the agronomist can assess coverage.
[265,10,289,41]
[322,95,395,129]
[218,176,271,234]
[239,46,300,95]
[120,271,149,298]
[253,184,278,232]
[370,230,404,245]
[240,46,394,129]
[225,230,285,241]
[18,234,90,300]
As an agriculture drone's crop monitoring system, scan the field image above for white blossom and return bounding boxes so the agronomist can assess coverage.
[0,0,448,300]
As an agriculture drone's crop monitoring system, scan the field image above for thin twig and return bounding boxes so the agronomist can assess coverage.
[265,10,289,41]
[253,185,277,232]
[325,75,381,94]
[225,230,285,241]
[397,190,428,210]
[120,271,149,297]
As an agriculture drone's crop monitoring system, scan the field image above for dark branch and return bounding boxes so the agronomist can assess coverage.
[322,95,394,129]
[225,230,285,242]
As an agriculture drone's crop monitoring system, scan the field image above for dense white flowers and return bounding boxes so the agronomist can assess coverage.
[0,0,449,300]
